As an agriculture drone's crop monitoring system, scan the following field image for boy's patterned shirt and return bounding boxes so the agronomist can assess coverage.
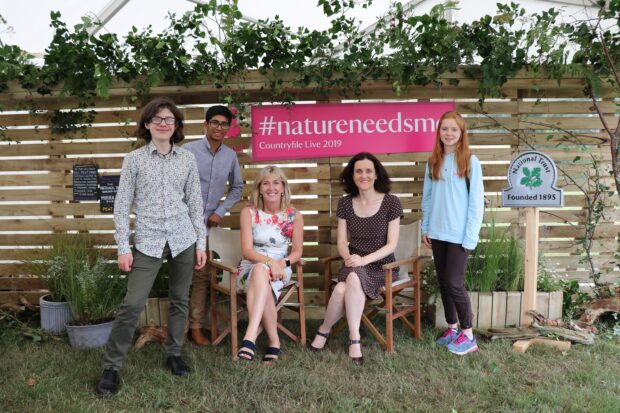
[114,141,206,258]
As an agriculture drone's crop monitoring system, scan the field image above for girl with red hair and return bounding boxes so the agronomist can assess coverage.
[422,111,484,355]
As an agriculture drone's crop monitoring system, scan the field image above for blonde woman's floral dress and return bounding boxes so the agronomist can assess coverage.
[237,206,296,299]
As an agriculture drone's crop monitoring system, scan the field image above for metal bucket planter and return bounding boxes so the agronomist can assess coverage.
[65,320,114,349]
[39,295,73,334]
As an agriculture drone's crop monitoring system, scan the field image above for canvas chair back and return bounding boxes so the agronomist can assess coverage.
[208,227,243,287]
[393,221,421,276]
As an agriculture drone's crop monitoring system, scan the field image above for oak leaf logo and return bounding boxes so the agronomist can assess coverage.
[520,167,542,189]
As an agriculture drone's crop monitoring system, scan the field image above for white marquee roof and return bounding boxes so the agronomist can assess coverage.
[1,0,599,56]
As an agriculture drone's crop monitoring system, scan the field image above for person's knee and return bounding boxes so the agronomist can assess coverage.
[345,272,360,287]
[332,282,346,298]
[250,266,270,287]
[120,297,147,317]
[445,281,466,296]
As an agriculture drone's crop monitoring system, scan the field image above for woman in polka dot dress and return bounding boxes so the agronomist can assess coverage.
[310,152,403,365]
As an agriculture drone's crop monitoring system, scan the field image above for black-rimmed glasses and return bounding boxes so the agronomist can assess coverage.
[207,120,231,129]
[150,116,176,125]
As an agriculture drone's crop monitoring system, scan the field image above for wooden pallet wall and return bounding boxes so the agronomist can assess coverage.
[1,71,618,305]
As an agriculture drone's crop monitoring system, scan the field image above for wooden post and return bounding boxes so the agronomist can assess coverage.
[521,207,539,326]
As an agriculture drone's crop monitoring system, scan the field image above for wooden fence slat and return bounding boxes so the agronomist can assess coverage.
[505,292,522,327]
[145,298,161,326]
[0,277,46,290]
[0,291,47,305]
[536,293,551,318]
[517,100,619,114]
[491,292,507,328]
[519,115,618,130]
[0,157,125,172]
[470,292,479,328]
[477,293,493,328]
[548,291,563,320]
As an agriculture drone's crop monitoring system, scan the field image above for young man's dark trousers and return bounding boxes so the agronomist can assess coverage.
[102,243,195,371]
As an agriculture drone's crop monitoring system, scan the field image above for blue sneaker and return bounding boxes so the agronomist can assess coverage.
[446,332,479,355]
[435,328,460,346]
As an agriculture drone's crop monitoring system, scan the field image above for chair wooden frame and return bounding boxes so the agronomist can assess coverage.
[322,221,422,353]
[207,227,307,357]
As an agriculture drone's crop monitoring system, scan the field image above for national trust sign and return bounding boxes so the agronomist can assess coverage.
[502,151,564,208]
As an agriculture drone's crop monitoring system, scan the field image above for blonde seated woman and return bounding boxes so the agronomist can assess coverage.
[235,166,304,364]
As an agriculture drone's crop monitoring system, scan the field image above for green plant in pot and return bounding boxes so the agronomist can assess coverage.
[36,256,73,334]
[426,217,562,328]
[26,233,85,334]
[64,255,126,349]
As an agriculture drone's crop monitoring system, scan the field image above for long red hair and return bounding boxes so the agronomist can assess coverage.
[428,111,471,180]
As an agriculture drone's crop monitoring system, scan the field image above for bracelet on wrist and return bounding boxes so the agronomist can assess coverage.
[265,258,272,266]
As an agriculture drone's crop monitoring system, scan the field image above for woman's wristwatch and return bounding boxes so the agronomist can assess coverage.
[285,258,291,268]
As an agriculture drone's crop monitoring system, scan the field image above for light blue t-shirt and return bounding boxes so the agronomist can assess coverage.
[421,153,484,250]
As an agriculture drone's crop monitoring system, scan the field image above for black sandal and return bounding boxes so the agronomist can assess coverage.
[262,347,281,365]
[236,340,256,361]
[310,329,330,352]
[348,339,364,366]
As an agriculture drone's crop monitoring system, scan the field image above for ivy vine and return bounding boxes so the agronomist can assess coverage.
[0,0,617,138]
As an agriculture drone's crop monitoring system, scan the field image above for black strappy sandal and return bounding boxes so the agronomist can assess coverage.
[348,339,364,366]
[262,347,281,365]
[310,330,330,352]
[236,339,256,361]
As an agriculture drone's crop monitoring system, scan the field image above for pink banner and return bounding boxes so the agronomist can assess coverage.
[251,102,455,161]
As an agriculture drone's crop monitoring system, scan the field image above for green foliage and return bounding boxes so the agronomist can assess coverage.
[422,219,526,295]
[48,109,96,135]
[537,255,563,293]
[421,259,439,300]
[466,219,524,292]
[0,309,50,345]
[560,279,591,319]
[24,233,126,323]
[24,233,94,302]
[64,257,126,324]
[0,1,614,108]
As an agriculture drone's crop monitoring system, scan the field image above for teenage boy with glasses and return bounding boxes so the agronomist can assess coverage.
[97,97,206,397]
[183,105,243,345]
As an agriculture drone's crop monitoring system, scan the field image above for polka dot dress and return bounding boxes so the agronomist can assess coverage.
[337,193,403,299]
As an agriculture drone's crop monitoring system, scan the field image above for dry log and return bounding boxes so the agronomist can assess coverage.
[528,310,566,327]
[0,303,23,313]
[478,327,540,341]
[568,320,598,334]
[528,310,598,333]
[579,295,620,325]
[133,326,167,350]
[19,296,36,311]
[513,337,571,353]
[532,322,595,345]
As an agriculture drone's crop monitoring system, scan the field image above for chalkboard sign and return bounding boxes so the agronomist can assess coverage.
[100,175,120,213]
[73,164,99,201]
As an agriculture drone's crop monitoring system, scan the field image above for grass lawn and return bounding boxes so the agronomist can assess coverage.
[1,321,619,413]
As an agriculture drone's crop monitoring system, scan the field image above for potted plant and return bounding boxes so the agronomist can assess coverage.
[64,255,126,349]
[26,233,87,334]
[38,256,73,334]
[425,219,563,328]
